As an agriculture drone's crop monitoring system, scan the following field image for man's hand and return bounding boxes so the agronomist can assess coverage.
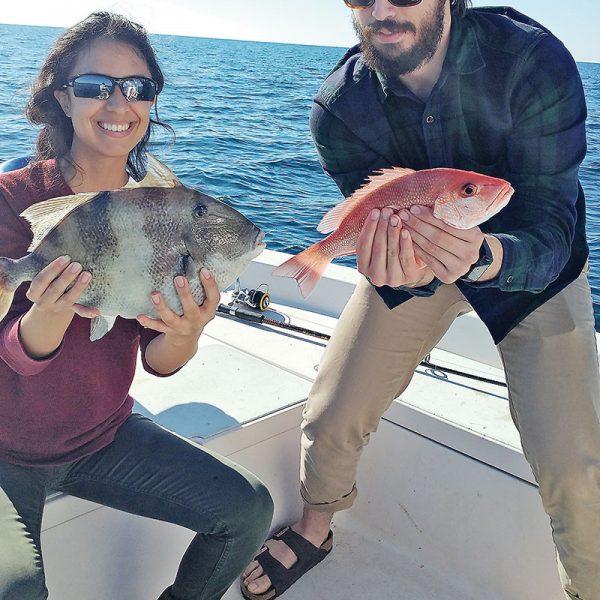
[357,207,435,288]
[400,206,501,284]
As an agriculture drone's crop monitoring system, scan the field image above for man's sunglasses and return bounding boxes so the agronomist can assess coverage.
[344,0,422,8]
[62,74,158,102]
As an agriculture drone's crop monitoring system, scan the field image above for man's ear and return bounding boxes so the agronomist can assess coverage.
[53,89,71,118]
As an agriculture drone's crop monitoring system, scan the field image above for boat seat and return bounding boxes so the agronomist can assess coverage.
[0,156,31,173]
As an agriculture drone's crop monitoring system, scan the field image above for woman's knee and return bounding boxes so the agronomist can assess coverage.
[223,475,273,543]
[0,562,46,600]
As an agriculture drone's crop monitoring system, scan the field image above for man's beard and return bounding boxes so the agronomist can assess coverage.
[353,0,446,77]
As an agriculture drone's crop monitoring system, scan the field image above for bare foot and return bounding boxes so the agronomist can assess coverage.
[242,507,333,596]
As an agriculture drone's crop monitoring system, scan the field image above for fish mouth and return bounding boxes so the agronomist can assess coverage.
[491,184,515,213]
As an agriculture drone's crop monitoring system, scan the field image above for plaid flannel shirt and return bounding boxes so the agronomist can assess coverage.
[310,7,588,343]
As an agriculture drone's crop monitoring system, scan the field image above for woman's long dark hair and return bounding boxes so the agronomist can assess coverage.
[26,11,173,180]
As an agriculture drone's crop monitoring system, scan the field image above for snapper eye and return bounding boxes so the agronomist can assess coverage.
[462,183,479,197]
[193,204,207,218]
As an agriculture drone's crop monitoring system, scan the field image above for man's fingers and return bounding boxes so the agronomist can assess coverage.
[385,214,403,283]
[357,209,380,274]
[368,208,393,285]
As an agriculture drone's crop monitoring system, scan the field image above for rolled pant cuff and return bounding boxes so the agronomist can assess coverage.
[300,484,357,513]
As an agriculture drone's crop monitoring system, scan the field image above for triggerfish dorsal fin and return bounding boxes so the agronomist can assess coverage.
[317,166,415,233]
[21,191,103,252]
[136,153,183,189]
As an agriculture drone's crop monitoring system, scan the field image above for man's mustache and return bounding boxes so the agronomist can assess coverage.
[364,19,416,36]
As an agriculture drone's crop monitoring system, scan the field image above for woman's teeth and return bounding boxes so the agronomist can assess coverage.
[99,122,131,132]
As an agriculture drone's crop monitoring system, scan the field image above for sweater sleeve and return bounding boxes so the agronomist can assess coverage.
[139,326,184,378]
[0,182,66,375]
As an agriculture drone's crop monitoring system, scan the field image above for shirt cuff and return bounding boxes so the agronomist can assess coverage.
[460,234,523,291]
[391,277,442,297]
[0,315,64,376]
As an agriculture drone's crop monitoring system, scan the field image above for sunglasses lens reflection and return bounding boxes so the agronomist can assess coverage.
[71,75,156,101]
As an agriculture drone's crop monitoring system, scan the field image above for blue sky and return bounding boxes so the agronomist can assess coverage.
[2,1,599,63]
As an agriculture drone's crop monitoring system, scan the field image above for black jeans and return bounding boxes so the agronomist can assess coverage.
[0,413,273,600]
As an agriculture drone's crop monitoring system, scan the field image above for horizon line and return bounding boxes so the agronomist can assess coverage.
[1,20,597,64]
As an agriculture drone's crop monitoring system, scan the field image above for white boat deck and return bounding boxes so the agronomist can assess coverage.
[41,251,579,600]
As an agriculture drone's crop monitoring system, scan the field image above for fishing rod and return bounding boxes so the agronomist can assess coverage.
[217,283,507,388]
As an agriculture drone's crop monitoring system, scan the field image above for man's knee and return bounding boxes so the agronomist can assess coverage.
[536,455,600,509]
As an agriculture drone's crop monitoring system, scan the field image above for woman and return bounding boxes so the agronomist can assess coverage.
[0,12,273,600]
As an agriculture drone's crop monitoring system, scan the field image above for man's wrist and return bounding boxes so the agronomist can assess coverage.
[477,235,503,282]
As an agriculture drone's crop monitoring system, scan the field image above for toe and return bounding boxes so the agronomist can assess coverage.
[243,560,260,579]
[243,564,263,584]
[246,574,272,594]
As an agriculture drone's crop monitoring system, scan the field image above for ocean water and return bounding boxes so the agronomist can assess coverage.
[0,24,599,325]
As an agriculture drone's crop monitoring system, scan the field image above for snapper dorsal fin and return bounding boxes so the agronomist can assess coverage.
[317,166,415,233]
[21,191,104,252]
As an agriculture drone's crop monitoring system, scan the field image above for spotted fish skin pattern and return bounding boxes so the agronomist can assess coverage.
[0,184,265,340]
[273,166,514,298]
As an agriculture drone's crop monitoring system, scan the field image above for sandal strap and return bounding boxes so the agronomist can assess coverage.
[252,528,334,597]
[274,527,329,564]
[255,550,291,594]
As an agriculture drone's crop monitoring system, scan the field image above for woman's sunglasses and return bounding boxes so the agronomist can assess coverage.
[344,0,422,8]
[61,74,158,102]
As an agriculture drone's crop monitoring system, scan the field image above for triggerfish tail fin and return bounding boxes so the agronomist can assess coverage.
[0,257,18,321]
[272,241,332,298]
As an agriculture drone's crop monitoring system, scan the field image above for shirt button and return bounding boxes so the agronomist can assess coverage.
[506,275,514,284]
[425,115,435,124]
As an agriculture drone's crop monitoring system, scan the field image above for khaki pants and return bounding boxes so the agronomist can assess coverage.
[300,271,600,600]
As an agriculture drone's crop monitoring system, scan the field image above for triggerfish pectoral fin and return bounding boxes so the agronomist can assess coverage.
[90,315,118,341]
[272,240,332,298]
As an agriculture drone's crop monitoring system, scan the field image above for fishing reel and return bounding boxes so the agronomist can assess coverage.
[231,280,271,311]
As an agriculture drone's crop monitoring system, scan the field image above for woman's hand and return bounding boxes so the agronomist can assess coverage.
[357,208,435,288]
[138,268,220,374]
[137,268,219,345]
[20,255,97,358]
[26,255,96,317]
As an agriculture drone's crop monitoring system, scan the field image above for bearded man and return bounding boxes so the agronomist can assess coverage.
[242,2,598,599]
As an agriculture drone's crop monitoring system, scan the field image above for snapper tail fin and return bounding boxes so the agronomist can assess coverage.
[272,241,332,298]
[0,257,18,321]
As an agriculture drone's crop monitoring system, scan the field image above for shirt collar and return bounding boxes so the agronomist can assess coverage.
[369,13,486,101]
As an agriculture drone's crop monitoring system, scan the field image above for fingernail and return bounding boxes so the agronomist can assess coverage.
[69,262,82,274]
[370,209,380,221]
[381,208,391,221]
[151,293,161,305]
[175,276,186,288]
[58,255,70,266]
[410,205,421,215]
[201,268,212,279]
[400,210,410,221]
[390,215,399,227]
[80,272,91,283]
[401,230,409,239]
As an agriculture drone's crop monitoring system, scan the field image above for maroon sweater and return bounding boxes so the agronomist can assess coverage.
[0,160,166,466]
